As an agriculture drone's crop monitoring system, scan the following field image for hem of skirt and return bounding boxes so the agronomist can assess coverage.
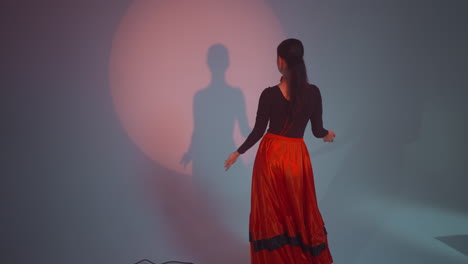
[249,227,329,256]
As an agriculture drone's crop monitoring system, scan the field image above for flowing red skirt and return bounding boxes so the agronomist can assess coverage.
[249,133,333,264]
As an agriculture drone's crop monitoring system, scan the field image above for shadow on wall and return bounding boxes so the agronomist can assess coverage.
[181,44,251,208]
[145,44,253,264]
[299,2,468,263]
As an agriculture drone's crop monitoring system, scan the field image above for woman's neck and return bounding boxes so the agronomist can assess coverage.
[279,75,288,88]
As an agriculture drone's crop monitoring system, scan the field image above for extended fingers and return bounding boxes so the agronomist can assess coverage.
[224,158,233,170]
[225,161,232,171]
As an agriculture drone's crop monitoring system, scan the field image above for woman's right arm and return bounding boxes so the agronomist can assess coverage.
[310,85,329,138]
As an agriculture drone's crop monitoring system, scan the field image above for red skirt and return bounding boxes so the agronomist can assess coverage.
[249,133,333,264]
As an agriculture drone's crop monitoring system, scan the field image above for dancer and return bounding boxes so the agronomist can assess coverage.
[224,38,335,264]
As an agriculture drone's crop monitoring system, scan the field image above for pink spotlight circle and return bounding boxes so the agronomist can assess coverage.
[110,0,284,175]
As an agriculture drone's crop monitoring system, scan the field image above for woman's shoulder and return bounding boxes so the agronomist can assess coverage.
[260,85,278,96]
[306,83,320,91]
[306,83,322,96]
[265,85,279,91]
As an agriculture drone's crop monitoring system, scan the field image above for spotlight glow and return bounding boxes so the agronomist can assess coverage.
[110,0,284,174]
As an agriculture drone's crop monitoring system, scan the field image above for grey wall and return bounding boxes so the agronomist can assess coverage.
[5,0,468,263]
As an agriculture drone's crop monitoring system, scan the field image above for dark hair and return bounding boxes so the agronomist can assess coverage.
[277,38,308,118]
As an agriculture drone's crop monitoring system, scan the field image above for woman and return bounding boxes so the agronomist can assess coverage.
[224,38,335,264]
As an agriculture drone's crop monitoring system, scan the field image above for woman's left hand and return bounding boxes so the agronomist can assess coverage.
[224,151,240,171]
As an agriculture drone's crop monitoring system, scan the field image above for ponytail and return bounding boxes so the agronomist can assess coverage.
[277,39,309,119]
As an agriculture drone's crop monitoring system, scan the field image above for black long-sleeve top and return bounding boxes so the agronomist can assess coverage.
[237,84,328,154]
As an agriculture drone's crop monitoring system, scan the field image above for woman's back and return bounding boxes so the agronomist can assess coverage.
[266,84,328,138]
[237,83,328,154]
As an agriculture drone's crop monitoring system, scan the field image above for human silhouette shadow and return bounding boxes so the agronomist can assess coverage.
[181,43,251,206]
[177,44,252,262]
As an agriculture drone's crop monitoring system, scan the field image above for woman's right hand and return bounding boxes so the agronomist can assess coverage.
[224,151,240,171]
[323,130,336,142]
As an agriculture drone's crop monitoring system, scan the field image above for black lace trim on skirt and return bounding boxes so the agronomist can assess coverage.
[249,227,328,256]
